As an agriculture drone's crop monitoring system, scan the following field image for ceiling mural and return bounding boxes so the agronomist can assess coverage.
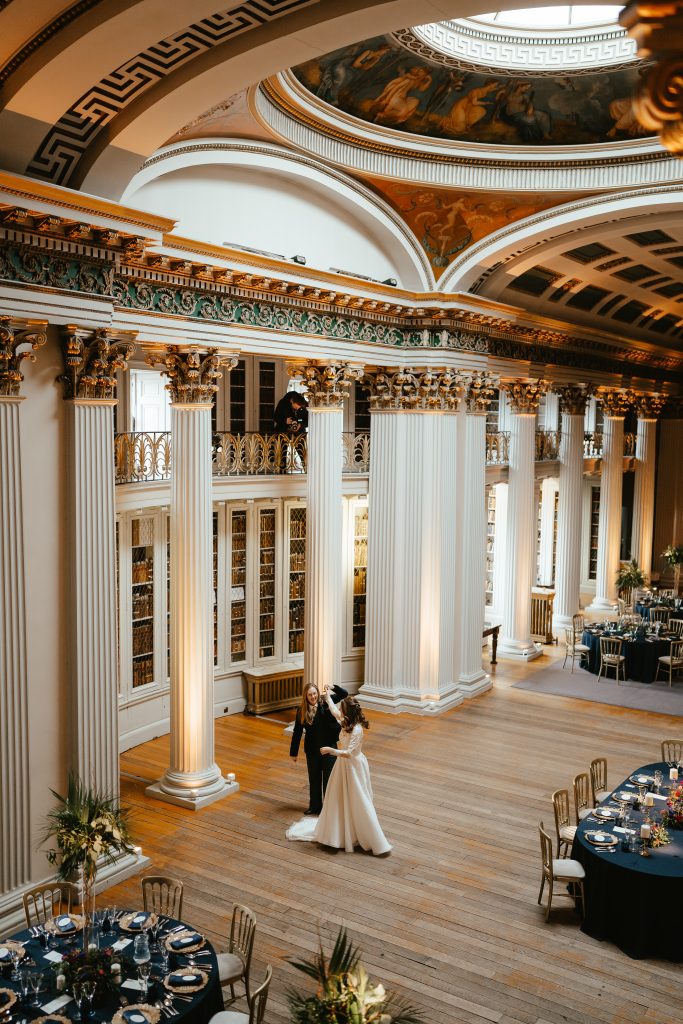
[166,91,270,145]
[292,35,654,146]
[363,178,567,277]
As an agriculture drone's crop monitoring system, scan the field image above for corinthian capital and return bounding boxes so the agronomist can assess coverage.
[463,372,498,414]
[0,315,47,397]
[596,387,635,418]
[146,347,238,405]
[58,326,136,400]
[500,378,548,414]
[635,392,668,419]
[362,367,466,411]
[555,382,595,416]
[290,362,364,408]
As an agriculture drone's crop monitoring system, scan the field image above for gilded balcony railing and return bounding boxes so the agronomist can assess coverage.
[624,432,637,458]
[114,431,371,483]
[584,431,602,458]
[486,431,510,465]
[114,431,172,483]
[535,430,561,461]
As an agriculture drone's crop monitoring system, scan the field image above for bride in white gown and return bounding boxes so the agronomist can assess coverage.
[286,693,391,855]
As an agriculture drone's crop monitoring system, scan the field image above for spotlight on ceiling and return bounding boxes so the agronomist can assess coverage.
[329,267,398,286]
[222,242,306,265]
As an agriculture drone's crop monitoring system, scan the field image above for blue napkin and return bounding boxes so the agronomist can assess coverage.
[55,915,76,933]
[122,1011,148,1023]
[168,971,202,987]
[169,933,202,950]
[0,992,10,1006]
[127,912,150,930]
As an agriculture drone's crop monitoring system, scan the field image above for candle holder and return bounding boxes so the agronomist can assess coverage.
[640,841,651,857]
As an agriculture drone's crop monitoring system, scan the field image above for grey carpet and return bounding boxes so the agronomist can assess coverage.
[512,665,683,716]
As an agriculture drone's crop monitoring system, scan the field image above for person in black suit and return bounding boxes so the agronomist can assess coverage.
[290,682,348,814]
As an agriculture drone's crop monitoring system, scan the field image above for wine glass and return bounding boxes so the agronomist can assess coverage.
[82,979,96,1016]
[137,961,152,1000]
[8,947,21,982]
[72,981,85,1021]
[29,970,44,1007]
[19,967,31,1003]
[159,944,170,977]
[654,769,663,793]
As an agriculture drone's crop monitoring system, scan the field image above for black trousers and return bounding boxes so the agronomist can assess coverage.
[306,750,336,813]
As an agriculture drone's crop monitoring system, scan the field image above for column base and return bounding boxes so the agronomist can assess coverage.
[359,682,464,715]
[457,670,492,697]
[147,766,239,810]
[496,638,543,660]
[587,597,617,614]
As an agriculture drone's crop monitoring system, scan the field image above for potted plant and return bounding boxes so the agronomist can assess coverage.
[42,775,134,948]
[287,927,425,1023]
[615,560,647,605]
[662,545,683,595]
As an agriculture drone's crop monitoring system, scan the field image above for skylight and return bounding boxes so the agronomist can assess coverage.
[470,7,623,30]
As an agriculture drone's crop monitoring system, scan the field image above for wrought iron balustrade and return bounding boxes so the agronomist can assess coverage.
[114,431,172,483]
[535,430,561,461]
[485,431,510,465]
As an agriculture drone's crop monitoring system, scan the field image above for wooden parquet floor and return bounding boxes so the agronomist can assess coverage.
[114,649,683,1024]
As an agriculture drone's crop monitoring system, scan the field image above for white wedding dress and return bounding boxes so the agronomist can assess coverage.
[286,724,391,855]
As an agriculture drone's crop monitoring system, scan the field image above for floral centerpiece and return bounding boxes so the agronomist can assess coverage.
[54,946,120,1003]
[42,775,134,945]
[662,545,683,594]
[287,928,425,1024]
[645,822,671,848]
[661,783,683,830]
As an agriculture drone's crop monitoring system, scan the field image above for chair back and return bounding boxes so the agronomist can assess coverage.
[661,739,683,763]
[23,882,79,927]
[564,627,576,653]
[651,607,670,624]
[141,876,183,919]
[230,903,257,968]
[572,613,585,634]
[590,757,607,804]
[669,619,683,638]
[538,822,553,879]
[248,965,273,1024]
[617,597,627,616]
[573,772,591,822]
[670,638,683,664]
[552,789,571,834]
[599,636,622,660]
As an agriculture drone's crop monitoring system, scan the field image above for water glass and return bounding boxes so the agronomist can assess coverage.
[628,832,639,853]
[19,967,31,1002]
[72,982,85,1021]
[654,770,663,792]
[29,970,43,1007]
[138,961,152,999]
[133,933,151,966]
[9,948,21,982]
[82,979,96,1015]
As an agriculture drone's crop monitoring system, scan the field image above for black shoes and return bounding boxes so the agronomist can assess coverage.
[304,808,320,815]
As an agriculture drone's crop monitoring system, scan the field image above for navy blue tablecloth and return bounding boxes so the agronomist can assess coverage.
[572,762,683,960]
[581,628,671,684]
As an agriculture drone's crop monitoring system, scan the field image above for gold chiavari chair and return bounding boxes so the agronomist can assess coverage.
[552,789,576,858]
[563,627,590,673]
[655,639,683,687]
[661,739,683,763]
[590,757,610,804]
[573,772,594,822]
[650,607,670,626]
[209,966,273,1024]
[538,822,585,923]
[668,619,683,638]
[23,882,79,928]
[141,875,184,919]
[598,635,625,684]
[217,903,257,1006]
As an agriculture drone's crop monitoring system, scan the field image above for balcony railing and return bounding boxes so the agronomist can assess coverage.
[584,432,638,459]
[535,430,561,461]
[624,432,637,458]
[485,431,510,465]
[114,431,370,484]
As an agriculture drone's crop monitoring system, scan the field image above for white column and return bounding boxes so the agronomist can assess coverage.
[544,392,560,432]
[589,395,629,612]
[498,380,545,659]
[147,348,237,809]
[553,397,590,630]
[457,396,492,695]
[631,395,666,575]
[362,368,463,714]
[491,482,508,621]
[537,477,558,586]
[0,397,31,895]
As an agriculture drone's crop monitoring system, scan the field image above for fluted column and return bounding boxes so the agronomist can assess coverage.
[589,388,633,613]
[458,374,497,693]
[362,367,464,713]
[632,394,667,575]
[295,363,362,690]
[60,327,136,796]
[537,477,558,586]
[0,317,46,896]
[498,379,546,659]
[146,348,238,809]
[553,385,593,630]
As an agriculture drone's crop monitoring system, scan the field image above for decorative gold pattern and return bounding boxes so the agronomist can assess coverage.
[635,392,668,418]
[596,386,635,417]
[0,315,47,396]
[535,430,561,461]
[500,378,548,414]
[464,371,498,414]
[145,348,237,405]
[555,383,595,415]
[362,367,467,411]
[290,362,364,408]
[486,431,510,464]
[58,326,135,400]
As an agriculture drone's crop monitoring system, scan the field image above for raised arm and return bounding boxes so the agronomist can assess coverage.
[325,688,342,722]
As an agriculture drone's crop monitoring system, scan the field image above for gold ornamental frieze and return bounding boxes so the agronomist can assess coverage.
[500,378,548,414]
[0,315,47,397]
[290,362,364,408]
[58,326,136,400]
[597,386,636,418]
[555,383,595,416]
[362,367,467,411]
[146,347,238,405]
[634,392,668,419]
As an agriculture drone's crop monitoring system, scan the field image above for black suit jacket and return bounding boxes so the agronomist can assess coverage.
[289,685,348,758]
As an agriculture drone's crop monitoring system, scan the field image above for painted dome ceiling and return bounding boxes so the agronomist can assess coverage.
[291,28,652,148]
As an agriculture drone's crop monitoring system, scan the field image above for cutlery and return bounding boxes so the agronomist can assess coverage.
[155,999,170,1018]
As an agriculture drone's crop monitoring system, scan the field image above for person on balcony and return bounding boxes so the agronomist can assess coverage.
[273,391,308,472]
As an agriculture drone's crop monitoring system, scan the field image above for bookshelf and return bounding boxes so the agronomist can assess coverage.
[485,488,495,606]
[287,505,306,654]
[589,486,600,580]
[230,508,247,662]
[258,507,277,658]
[131,515,155,688]
[352,503,368,647]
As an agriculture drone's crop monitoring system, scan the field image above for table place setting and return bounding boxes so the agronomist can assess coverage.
[163,932,204,954]
[111,1002,161,1024]
[120,913,157,933]
[45,916,85,937]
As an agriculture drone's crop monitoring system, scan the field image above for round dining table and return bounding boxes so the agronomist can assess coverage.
[581,627,672,684]
[571,762,683,960]
[0,912,223,1023]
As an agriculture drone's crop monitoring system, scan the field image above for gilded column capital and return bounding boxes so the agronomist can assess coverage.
[362,366,466,411]
[59,326,136,401]
[596,386,635,418]
[289,362,364,409]
[499,378,548,414]
[0,315,47,397]
[463,372,498,414]
[555,383,595,416]
[145,347,238,405]
[634,392,668,420]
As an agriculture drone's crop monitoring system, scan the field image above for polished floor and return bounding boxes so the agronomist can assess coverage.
[114,647,683,1024]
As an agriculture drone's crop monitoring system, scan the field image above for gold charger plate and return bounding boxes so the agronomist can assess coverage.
[163,969,208,995]
[629,773,654,786]
[0,938,25,958]
[119,911,159,933]
[0,988,17,1012]
[112,1003,161,1024]
[613,790,637,802]
[164,928,205,954]
[593,806,619,820]
[45,913,85,935]
[33,1016,70,1023]
[585,830,618,847]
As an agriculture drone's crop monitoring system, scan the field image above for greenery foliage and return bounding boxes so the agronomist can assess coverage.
[662,545,683,568]
[42,774,134,881]
[287,928,425,1024]
[615,560,647,594]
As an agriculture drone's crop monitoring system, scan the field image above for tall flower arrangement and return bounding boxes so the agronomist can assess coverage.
[662,545,683,594]
[662,783,683,829]
[287,928,425,1024]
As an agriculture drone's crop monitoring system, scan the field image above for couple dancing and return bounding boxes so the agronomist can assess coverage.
[287,683,391,855]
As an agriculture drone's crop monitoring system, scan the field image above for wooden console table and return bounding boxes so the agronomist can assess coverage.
[483,622,500,664]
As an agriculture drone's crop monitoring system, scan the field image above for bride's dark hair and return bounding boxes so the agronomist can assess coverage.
[340,697,369,732]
